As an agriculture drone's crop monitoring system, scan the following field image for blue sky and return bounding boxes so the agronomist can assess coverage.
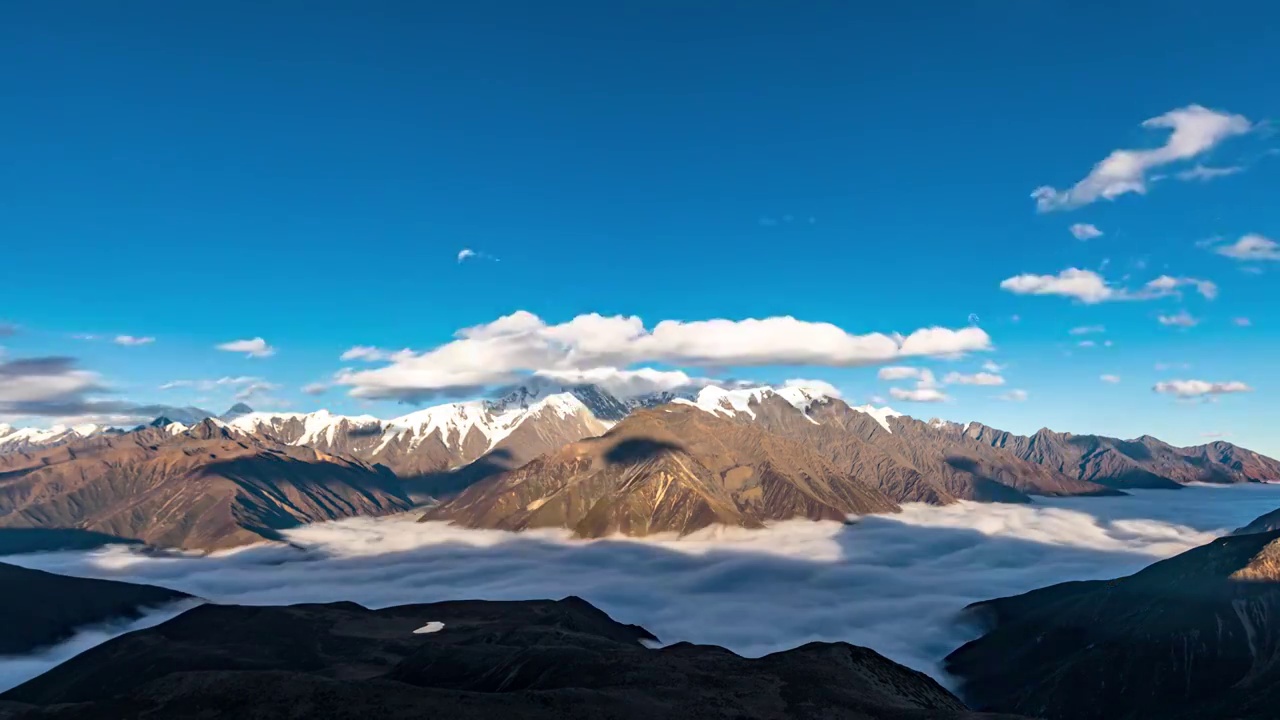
[1,1,1277,454]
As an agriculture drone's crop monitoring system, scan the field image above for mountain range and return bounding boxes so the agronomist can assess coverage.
[2,382,1277,551]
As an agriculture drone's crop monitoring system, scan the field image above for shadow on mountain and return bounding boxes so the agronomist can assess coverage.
[604,437,684,465]
[346,424,383,439]
[0,528,143,555]
[943,457,1032,503]
[399,448,517,503]
[1114,440,1153,462]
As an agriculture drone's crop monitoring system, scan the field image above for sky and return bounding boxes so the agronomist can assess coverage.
[1,1,1277,453]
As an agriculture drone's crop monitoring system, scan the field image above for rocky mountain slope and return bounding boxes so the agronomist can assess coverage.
[424,402,901,537]
[963,423,1280,489]
[1235,505,1280,535]
[0,563,191,655]
[0,420,413,551]
[944,522,1280,720]
[0,596,1024,720]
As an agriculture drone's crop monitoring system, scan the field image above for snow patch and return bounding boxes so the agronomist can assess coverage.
[849,405,902,433]
[413,621,445,634]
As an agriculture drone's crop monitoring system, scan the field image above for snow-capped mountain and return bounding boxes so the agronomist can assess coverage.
[671,384,903,432]
[0,423,106,455]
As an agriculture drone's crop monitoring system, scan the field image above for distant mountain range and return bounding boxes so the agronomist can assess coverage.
[1,382,1277,551]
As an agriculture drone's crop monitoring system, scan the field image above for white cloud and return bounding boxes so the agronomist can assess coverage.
[1069,325,1106,335]
[1069,223,1103,240]
[532,367,714,400]
[996,389,1028,402]
[1213,233,1280,262]
[456,248,476,263]
[942,371,1005,386]
[113,335,154,346]
[1157,310,1199,328]
[335,312,992,400]
[301,382,330,396]
[339,346,414,363]
[1077,340,1097,348]
[783,378,843,398]
[216,337,275,358]
[878,366,924,381]
[160,376,261,392]
[1233,317,1252,327]
[233,381,280,402]
[457,248,498,263]
[6,490,1272,692]
[1175,164,1243,181]
[889,386,949,403]
[1100,374,1121,384]
[981,361,1006,373]
[1031,104,1252,211]
[1152,380,1253,398]
[1000,268,1217,304]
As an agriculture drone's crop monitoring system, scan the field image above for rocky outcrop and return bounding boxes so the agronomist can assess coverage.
[0,562,190,655]
[423,404,901,536]
[944,528,1280,720]
[1,596,1024,719]
[0,420,413,551]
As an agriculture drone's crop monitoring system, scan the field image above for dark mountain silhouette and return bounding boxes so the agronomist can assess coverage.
[0,596,1025,719]
[944,522,1280,720]
[0,562,190,655]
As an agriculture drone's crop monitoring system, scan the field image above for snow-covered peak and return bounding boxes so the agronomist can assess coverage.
[229,409,382,447]
[0,422,106,454]
[849,404,903,433]
[164,421,188,435]
[673,384,842,422]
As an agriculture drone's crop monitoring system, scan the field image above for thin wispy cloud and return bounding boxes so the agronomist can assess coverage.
[1100,374,1121,384]
[1212,233,1279,261]
[113,335,155,346]
[996,389,1028,402]
[1157,310,1199,328]
[1175,164,1243,181]
[215,337,275,358]
[457,248,499,263]
[1000,269,1217,304]
[1069,325,1106,335]
[1153,379,1252,398]
[1031,104,1252,211]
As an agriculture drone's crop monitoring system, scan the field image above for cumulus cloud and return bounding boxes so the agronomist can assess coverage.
[1213,233,1279,262]
[997,389,1029,402]
[1000,268,1217,304]
[1100,374,1121,384]
[1152,379,1252,398]
[942,371,1005,386]
[113,335,154,346]
[216,337,275,358]
[7,487,1272,692]
[334,312,992,401]
[1031,105,1252,211]
[1069,223,1103,240]
[457,248,476,262]
[888,369,948,403]
[1175,164,1243,181]
[1157,310,1199,328]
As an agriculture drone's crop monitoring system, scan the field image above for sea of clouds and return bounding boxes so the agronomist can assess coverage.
[3,483,1279,693]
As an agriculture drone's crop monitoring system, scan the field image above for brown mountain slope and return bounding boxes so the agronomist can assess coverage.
[423,404,901,537]
[963,423,1280,489]
[0,420,413,551]
[0,562,191,655]
[743,394,1119,504]
[944,526,1280,720]
[0,596,1025,720]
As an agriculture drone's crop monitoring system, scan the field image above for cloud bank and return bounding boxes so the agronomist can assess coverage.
[5,485,1278,692]
[334,312,992,401]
